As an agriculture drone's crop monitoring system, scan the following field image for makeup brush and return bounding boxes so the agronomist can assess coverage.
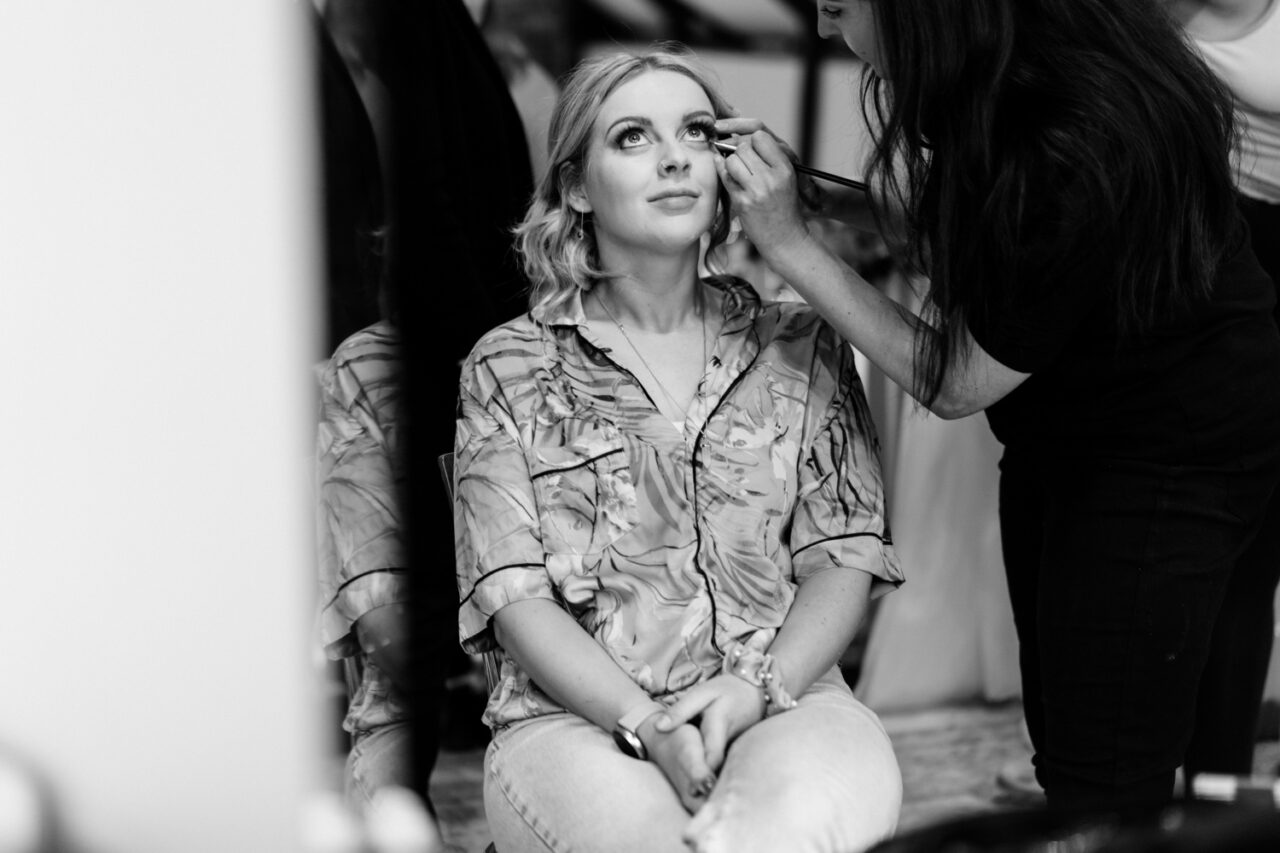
[713,139,868,193]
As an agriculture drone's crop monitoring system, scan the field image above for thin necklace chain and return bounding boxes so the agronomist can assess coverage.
[593,287,709,419]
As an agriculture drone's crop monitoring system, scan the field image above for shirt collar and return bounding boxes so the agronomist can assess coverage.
[533,287,590,329]
[532,276,762,331]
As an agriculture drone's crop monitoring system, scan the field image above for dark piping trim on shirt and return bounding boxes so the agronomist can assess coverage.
[459,563,547,607]
[791,531,888,557]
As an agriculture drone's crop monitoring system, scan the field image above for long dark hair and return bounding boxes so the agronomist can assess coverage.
[860,0,1240,404]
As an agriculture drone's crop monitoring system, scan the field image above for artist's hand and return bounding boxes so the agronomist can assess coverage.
[637,714,718,813]
[716,117,803,166]
[653,674,766,774]
[714,118,816,251]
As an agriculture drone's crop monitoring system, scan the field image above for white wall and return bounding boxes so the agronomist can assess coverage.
[0,3,324,851]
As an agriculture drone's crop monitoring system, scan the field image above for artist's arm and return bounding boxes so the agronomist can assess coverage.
[754,225,1025,418]
[715,121,1029,418]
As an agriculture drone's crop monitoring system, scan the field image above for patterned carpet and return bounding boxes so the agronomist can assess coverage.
[428,701,1280,853]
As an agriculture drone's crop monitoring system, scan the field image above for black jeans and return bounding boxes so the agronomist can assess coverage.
[999,450,1280,811]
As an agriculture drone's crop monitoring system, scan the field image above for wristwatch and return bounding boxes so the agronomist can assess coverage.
[612,700,666,760]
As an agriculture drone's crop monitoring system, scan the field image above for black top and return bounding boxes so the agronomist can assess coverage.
[969,219,1280,464]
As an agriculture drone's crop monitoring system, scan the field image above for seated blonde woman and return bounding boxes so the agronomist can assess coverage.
[452,45,903,853]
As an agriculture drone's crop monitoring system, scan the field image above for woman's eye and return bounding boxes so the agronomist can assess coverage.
[617,128,646,148]
[820,6,842,19]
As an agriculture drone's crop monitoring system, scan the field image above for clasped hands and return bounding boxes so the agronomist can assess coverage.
[638,673,767,813]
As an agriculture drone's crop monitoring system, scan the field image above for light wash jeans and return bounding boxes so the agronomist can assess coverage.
[483,667,901,853]
[346,720,414,809]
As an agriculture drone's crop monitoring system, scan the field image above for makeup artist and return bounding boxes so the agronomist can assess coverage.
[1159,0,1280,791]
[716,0,1280,812]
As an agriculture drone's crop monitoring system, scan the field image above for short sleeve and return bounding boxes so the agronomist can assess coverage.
[453,352,557,654]
[789,330,903,597]
[315,332,408,659]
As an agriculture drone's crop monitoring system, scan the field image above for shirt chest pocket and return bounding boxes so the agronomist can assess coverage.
[526,423,639,556]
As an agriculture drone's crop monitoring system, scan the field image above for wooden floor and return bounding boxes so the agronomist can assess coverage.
[427,701,1280,853]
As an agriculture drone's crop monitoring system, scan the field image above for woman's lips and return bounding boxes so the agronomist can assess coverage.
[650,195,699,212]
[648,189,700,211]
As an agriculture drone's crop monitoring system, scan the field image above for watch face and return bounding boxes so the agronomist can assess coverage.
[613,726,645,760]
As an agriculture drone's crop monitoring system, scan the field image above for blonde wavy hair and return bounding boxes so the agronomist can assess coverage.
[514,44,737,317]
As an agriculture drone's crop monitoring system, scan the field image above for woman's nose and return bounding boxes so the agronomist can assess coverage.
[659,148,691,174]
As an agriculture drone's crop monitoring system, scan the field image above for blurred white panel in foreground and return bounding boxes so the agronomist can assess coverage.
[0,2,324,851]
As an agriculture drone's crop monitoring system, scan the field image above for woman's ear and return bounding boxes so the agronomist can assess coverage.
[561,162,593,214]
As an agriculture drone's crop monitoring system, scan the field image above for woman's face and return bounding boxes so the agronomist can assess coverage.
[816,1,883,76]
[570,69,720,261]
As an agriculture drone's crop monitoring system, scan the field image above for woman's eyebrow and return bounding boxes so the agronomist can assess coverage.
[605,115,652,135]
[604,110,716,136]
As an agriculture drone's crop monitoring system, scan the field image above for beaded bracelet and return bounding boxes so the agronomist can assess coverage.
[721,641,798,715]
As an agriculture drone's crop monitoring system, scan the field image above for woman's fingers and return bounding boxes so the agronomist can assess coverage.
[653,689,712,731]
[674,727,716,798]
[700,708,729,773]
[655,676,767,776]
[649,724,717,813]
[701,676,767,772]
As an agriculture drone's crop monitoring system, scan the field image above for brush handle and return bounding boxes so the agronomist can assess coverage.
[713,140,867,193]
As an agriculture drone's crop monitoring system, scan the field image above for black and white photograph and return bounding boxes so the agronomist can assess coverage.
[4,1,1280,851]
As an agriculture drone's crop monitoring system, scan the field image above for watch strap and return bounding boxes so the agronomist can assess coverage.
[617,700,666,734]
[613,700,666,760]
